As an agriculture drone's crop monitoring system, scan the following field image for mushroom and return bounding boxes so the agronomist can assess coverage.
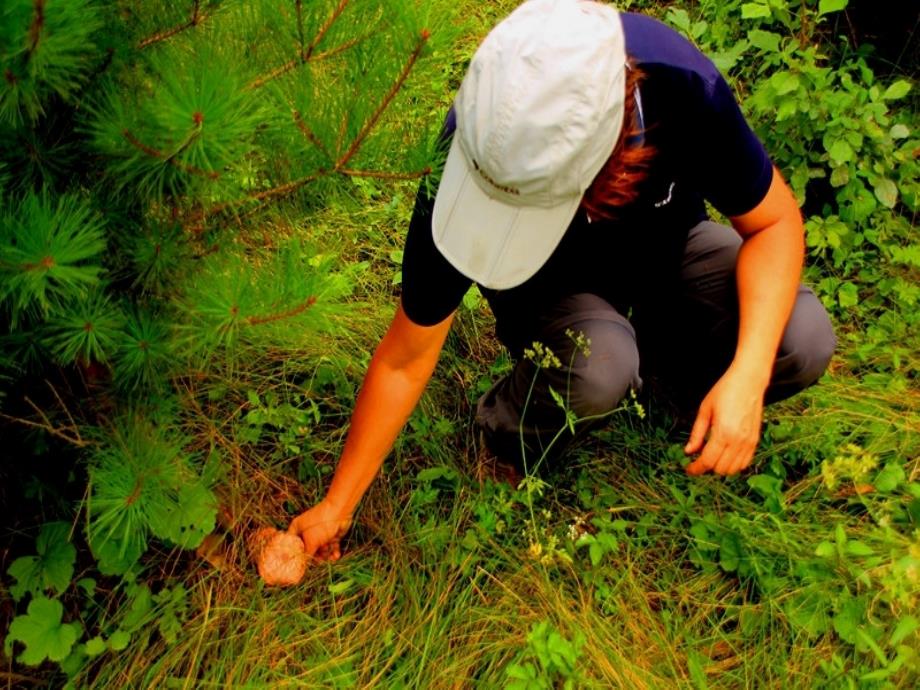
[249,527,307,586]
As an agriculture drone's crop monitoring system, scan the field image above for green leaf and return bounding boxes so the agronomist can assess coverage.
[828,140,853,165]
[76,578,96,597]
[666,8,691,33]
[889,124,910,139]
[873,462,905,493]
[85,636,106,657]
[719,533,741,572]
[785,590,830,637]
[328,579,354,595]
[741,3,771,19]
[845,541,874,557]
[829,166,849,188]
[147,481,217,549]
[120,584,153,632]
[416,466,458,483]
[815,541,835,558]
[7,557,41,602]
[6,596,81,666]
[747,474,782,498]
[748,29,781,52]
[107,630,130,652]
[835,524,847,549]
[882,80,911,101]
[549,385,566,411]
[89,528,146,577]
[589,541,604,567]
[818,0,848,16]
[35,523,76,596]
[890,616,919,646]
[873,178,898,209]
[154,585,188,644]
[772,71,800,96]
[837,282,859,308]
[6,522,76,601]
[832,596,866,644]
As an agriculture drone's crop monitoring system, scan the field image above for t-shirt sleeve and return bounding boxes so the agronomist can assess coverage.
[400,110,472,326]
[688,69,774,217]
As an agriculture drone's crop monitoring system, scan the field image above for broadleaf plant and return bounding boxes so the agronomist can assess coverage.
[7,522,77,602]
[4,596,82,666]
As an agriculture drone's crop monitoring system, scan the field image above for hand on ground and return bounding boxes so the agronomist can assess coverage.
[684,368,765,476]
[287,499,353,563]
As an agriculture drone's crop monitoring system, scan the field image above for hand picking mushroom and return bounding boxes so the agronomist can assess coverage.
[249,527,307,586]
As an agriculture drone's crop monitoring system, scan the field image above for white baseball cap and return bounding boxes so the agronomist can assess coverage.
[432,0,627,290]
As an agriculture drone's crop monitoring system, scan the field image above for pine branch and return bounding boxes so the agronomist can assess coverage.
[246,0,356,91]
[234,173,322,203]
[305,0,350,60]
[334,29,430,170]
[244,296,317,327]
[292,110,331,159]
[28,0,46,56]
[138,0,205,50]
[193,172,323,224]
[309,36,362,62]
[192,26,432,225]
[246,36,365,90]
[245,58,301,91]
[16,255,56,272]
[295,0,306,62]
[339,167,431,180]
[121,128,220,179]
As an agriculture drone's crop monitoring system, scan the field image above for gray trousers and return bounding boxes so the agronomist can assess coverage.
[475,221,836,470]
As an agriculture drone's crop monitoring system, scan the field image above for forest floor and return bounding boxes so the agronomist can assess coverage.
[75,180,920,689]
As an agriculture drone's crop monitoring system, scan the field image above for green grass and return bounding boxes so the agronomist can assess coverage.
[69,180,920,685]
[73,368,919,687]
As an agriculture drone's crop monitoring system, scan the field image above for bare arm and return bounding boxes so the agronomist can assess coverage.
[326,304,455,513]
[288,304,455,559]
[685,167,804,476]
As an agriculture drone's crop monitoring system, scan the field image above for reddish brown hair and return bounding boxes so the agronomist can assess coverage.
[581,64,655,220]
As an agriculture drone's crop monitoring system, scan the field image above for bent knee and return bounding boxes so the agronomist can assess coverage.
[789,327,836,387]
[776,289,836,389]
[567,327,641,418]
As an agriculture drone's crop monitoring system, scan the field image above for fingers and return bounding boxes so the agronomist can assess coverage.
[684,404,712,456]
[293,523,340,562]
[314,542,342,563]
[687,431,758,476]
[686,437,725,476]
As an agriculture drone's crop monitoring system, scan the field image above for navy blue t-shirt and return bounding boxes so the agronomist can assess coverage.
[401,13,773,354]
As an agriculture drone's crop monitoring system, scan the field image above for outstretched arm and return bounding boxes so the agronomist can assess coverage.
[288,304,455,560]
[685,167,804,476]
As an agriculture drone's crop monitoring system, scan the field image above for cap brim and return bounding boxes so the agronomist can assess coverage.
[432,136,581,290]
